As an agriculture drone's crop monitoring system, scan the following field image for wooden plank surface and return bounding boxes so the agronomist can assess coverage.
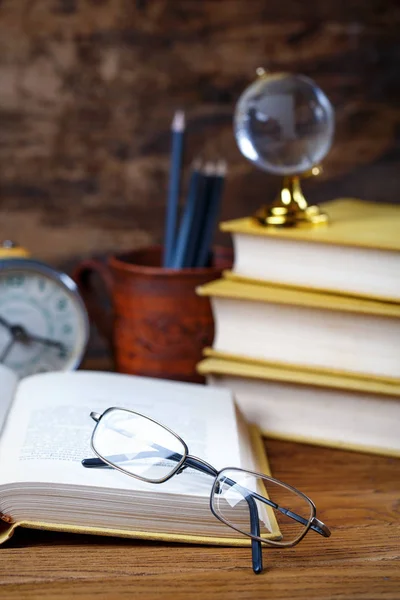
[1,438,399,599]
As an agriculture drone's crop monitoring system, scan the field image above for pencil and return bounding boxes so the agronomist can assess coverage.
[194,161,226,268]
[192,162,216,267]
[172,162,204,269]
[163,110,185,268]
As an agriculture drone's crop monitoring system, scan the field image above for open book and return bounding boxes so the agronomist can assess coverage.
[0,365,271,546]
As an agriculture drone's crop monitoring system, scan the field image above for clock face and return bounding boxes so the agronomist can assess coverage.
[0,260,89,379]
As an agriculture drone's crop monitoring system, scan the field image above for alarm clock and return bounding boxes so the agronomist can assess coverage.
[0,242,89,379]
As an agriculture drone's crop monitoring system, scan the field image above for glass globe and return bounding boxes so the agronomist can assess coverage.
[234,72,334,176]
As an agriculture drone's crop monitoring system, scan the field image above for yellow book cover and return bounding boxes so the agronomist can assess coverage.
[221,198,400,251]
[197,278,400,319]
[198,355,400,458]
[199,351,400,397]
[220,198,400,302]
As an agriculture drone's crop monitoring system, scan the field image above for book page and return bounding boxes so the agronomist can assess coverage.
[0,365,17,433]
[0,371,243,497]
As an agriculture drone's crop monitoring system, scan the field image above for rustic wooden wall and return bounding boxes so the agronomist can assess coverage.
[0,0,399,267]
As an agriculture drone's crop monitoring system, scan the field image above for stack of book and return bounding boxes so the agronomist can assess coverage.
[197,198,400,457]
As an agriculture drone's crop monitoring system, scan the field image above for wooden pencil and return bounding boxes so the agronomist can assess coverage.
[163,110,185,268]
[172,161,204,269]
[194,161,226,268]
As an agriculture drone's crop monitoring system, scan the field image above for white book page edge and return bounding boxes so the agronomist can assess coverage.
[0,365,17,433]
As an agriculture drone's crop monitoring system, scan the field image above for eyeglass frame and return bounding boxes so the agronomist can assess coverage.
[82,406,331,574]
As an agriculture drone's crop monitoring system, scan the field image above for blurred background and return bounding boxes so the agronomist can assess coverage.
[0,0,398,270]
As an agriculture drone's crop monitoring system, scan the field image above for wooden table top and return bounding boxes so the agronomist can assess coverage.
[1,435,399,599]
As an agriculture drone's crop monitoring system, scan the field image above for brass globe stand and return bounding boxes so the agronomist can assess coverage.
[254,168,329,228]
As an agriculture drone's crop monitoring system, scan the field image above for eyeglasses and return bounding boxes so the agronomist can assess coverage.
[82,407,331,574]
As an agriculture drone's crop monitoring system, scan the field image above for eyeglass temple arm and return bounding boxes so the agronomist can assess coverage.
[82,451,263,574]
[247,495,263,573]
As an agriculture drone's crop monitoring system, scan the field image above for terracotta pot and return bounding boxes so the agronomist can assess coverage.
[73,245,232,383]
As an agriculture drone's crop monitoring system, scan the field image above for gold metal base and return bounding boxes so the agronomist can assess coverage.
[254,175,329,228]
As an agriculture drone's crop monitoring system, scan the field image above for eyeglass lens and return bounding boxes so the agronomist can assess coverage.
[92,408,187,482]
[212,468,313,545]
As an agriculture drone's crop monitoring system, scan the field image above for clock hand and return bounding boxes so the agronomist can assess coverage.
[0,315,12,331]
[6,325,67,359]
[25,334,66,352]
[7,325,65,351]
[0,338,14,362]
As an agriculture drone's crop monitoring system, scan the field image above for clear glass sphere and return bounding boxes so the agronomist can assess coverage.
[234,73,334,176]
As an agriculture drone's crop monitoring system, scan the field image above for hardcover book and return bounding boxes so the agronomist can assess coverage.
[197,278,400,381]
[221,198,400,302]
[198,354,400,457]
[0,366,270,546]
